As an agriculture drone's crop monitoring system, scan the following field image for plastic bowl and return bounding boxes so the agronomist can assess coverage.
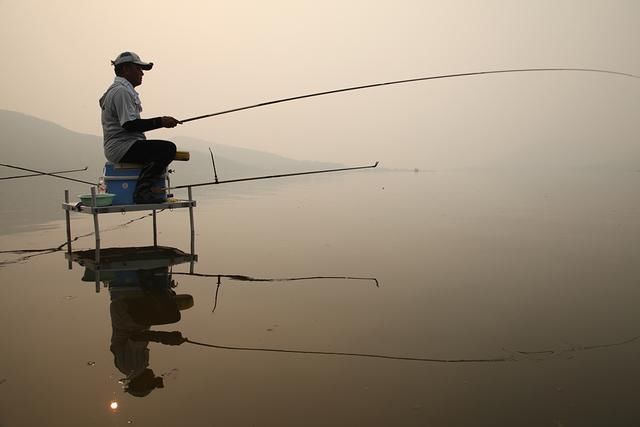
[78,193,116,207]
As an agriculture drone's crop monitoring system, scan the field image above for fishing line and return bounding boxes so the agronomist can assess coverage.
[180,67,640,124]
[512,334,640,356]
[0,211,163,267]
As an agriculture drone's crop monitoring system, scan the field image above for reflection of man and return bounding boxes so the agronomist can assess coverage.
[99,51,180,203]
[109,268,192,397]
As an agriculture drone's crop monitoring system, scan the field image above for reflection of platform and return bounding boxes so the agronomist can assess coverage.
[66,245,198,292]
[66,246,197,271]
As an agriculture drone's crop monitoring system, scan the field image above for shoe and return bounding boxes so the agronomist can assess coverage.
[134,181,166,204]
[134,190,166,204]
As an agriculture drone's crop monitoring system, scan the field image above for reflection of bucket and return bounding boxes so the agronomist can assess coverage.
[127,294,181,325]
[104,163,166,205]
[81,268,116,282]
[174,294,194,311]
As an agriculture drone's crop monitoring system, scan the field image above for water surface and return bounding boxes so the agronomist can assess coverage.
[1,170,639,426]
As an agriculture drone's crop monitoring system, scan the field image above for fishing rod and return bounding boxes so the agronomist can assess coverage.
[0,163,96,186]
[179,67,640,124]
[173,161,378,190]
[0,166,88,181]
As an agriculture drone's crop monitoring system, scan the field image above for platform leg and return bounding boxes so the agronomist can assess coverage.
[91,187,101,265]
[64,190,72,269]
[188,186,195,258]
[153,209,158,247]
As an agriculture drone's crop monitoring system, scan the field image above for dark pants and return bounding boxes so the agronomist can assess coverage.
[120,140,176,195]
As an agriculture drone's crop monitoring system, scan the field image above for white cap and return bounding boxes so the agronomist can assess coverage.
[111,52,153,70]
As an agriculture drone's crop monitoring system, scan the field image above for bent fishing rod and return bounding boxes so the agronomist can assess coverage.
[179,67,640,124]
[0,163,96,186]
[182,332,640,364]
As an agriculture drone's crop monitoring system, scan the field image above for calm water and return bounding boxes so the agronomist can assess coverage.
[1,170,639,426]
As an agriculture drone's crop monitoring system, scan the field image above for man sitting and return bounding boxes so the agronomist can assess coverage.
[99,51,180,203]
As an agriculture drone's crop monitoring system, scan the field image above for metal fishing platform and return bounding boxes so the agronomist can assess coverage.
[60,152,376,270]
[62,186,196,265]
[67,245,197,271]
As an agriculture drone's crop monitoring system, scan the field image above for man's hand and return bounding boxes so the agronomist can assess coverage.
[158,331,187,345]
[160,116,180,128]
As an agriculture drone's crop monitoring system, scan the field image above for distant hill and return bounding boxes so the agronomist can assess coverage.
[1,109,105,175]
[0,110,340,235]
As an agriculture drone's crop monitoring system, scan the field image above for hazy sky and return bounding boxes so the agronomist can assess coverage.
[1,0,638,167]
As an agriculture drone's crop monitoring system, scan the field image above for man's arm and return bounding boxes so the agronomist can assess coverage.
[111,88,180,132]
[131,330,186,345]
[123,116,180,132]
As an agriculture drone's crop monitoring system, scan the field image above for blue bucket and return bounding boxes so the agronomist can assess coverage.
[104,163,167,205]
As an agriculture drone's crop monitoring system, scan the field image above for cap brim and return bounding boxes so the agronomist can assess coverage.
[136,62,153,71]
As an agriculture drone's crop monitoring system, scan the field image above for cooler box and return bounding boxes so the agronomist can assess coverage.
[104,163,167,205]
